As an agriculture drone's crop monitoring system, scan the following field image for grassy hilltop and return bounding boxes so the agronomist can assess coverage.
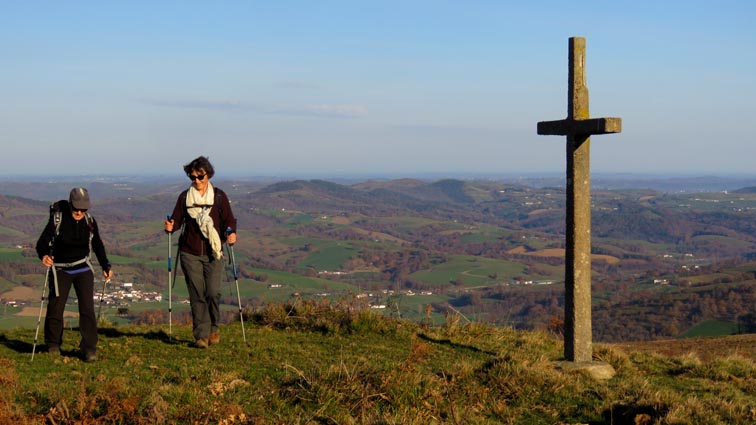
[2,302,756,424]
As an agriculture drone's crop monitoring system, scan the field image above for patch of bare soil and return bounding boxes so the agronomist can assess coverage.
[506,246,527,254]
[15,306,78,318]
[511,247,620,264]
[611,334,756,362]
[1,286,38,301]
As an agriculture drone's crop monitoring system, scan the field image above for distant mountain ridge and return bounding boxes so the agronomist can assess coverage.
[2,178,754,259]
[252,178,488,213]
[4,174,756,200]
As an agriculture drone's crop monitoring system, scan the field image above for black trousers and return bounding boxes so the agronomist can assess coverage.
[44,268,98,354]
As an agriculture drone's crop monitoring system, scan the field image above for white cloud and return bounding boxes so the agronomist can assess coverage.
[275,81,320,89]
[298,104,368,118]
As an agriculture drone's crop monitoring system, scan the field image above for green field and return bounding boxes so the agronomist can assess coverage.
[410,255,526,286]
[679,319,738,338]
[0,313,39,330]
[0,248,27,262]
[458,226,508,244]
[299,243,357,271]
[286,213,315,227]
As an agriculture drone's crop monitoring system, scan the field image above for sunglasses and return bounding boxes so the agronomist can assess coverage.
[188,174,207,181]
[72,207,88,213]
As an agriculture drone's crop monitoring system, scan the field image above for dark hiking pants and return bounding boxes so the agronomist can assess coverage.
[45,268,98,354]
[180,251,223,341]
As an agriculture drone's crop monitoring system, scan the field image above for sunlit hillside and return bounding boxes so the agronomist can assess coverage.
[2,302,756,423]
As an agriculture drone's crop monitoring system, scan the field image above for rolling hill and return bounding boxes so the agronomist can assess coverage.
[1,177,755,343]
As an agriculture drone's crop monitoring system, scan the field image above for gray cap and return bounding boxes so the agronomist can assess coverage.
[69,187,91,210]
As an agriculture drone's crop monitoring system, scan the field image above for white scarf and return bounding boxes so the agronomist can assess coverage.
[186,183,223,260]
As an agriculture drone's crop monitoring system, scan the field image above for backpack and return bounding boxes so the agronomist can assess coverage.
[49,200,95,253]
[46,201,96,297]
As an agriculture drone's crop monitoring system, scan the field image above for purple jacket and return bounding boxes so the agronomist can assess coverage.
[168,188,237,258]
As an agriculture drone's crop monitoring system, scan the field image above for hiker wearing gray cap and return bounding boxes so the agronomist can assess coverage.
[35,187,113,362]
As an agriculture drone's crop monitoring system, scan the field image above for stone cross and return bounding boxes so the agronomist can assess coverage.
[537,37,622,363]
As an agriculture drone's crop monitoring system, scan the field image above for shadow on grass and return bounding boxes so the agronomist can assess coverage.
[98,326,187,345]
[4,340,88,361]
[417,332,497,355]
[0,334,85,358]
[599,404,666,425]
[0,333,34,354]
[0,326,187,354]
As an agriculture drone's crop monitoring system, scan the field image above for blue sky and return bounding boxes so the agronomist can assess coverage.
[1,1,754,178]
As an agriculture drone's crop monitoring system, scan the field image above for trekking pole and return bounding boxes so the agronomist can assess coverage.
[226,227,246,343]
[167,215,173,338]
[97,277,111,321]
[31,267,51,362]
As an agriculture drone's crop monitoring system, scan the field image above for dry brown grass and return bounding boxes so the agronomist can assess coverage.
[612,334,756,362]
[506,246,621,264]
[3,304,756,423]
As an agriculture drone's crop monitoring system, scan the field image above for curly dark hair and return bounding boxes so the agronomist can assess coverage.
[183,156,215,179]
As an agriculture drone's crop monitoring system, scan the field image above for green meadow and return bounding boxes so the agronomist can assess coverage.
[410,255,526,286]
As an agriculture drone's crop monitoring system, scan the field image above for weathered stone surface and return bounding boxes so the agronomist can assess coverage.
[555,360,617,381]
[537,117,621,136]
[537,37,622,363]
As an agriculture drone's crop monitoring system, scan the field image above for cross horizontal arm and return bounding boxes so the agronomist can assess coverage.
[537,117,622,136]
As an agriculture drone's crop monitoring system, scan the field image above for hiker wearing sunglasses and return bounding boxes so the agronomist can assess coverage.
[35,187,113,362]
[164,156,237,348]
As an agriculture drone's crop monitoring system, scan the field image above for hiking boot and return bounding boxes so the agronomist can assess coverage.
[83,352,97,362]
[47,345,60,355]
[195,339,209,349]
[209,332,220,345]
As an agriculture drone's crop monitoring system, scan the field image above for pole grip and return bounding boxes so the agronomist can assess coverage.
[226,228,238,279]
[167,215,173,269]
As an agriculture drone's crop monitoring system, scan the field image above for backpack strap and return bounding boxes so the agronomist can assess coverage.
[50,201,62,242]
[84,212,95,263]
[215,188,225,234]
[47,201,96,297]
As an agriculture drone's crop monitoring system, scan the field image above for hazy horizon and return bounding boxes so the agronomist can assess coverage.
[2,170,756,180]
[2,171,756,198]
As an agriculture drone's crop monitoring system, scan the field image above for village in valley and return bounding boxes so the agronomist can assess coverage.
[1,280,163,315]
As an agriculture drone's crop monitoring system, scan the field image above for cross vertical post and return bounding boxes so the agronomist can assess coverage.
[537,37,622,363]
